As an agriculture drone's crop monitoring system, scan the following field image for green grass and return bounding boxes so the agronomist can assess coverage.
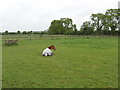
[2,36,118,88]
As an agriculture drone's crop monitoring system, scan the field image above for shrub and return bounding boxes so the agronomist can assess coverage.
[5,40,18,46]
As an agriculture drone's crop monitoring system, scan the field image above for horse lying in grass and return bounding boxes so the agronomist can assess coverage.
[42,45,56,56]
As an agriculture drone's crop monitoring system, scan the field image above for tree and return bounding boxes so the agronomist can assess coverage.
[48,18,77,35]
[90,9,119,35]
[5,31,9,35]
[17,31,21,34]
[60,18,74,34]
[105,9,119,35]
[48,20,64,34]
[80,21,93,35]
[72,24,78,34]
[22,31,27,34]
[91,13,105,34]
[101,15,110,35]
[28,31,32,35]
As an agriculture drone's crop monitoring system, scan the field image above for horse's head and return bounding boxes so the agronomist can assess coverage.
[48,45,56,50]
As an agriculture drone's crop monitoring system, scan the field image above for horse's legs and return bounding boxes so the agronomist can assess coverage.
[51,53,54,56]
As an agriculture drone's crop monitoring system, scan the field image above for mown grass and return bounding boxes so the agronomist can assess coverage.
[2,36,118,88]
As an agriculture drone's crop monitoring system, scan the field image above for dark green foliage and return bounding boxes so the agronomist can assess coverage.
[22,31,27,34]
[80,21,94,35]
[8,32,16,34]
[48,18,77,35]
[80,9,119,35]
[27,31,32,35]
[33,32,41,34]
[48,9,119,35]
[4,31,9,35]
[91,13,105,32]
[48,20,64,34]
[17,31,21,34]
[105,9,119,31]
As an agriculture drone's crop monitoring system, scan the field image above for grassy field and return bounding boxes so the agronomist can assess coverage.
[2,35,118,88]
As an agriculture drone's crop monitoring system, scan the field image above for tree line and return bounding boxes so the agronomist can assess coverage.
[2,9,119,36]
[48,9,119,35]
[2,31,47,35]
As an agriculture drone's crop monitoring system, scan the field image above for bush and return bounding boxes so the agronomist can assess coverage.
[5,40,18,46]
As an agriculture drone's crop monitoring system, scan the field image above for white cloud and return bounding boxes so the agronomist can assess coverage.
[0,0,119,32]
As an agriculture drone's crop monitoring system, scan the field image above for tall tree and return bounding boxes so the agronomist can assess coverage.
[48,18,77,35]
[101,15,110,35]
[5,31,9,35]
[48,20,64,34]
[17,31,21,34]
[72,24,78,34]
[80,21,93,35]
[60,18,74,34]
[105,9,119,32]
[91,13,105,33]
[22,31,27,34]
[28,31,32,35]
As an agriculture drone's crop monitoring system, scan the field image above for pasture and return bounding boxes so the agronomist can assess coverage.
[2,35,118,88]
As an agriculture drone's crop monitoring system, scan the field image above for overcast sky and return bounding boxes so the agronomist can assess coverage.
[0,0,119,32]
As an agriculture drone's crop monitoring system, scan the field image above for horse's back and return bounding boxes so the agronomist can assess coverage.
[42,48,53,56]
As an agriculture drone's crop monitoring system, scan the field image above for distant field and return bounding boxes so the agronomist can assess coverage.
[2,34,118,40]
[2,35,118,88]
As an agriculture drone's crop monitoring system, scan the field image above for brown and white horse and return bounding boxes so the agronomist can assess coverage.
[42,45,56,56]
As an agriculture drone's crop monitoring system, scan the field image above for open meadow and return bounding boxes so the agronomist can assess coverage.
[2,35,118,88]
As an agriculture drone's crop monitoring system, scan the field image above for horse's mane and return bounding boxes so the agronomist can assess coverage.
[48,45,56,50]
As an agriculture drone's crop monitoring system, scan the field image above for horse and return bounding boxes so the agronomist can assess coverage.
[42,45,56,56]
